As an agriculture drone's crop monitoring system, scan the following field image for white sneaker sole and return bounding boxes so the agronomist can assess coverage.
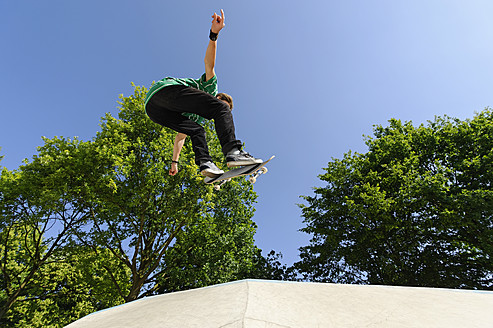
[227,159,263,168]
[201,169,224,178]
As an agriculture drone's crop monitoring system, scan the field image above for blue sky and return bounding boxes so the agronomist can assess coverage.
[2,1,493,265]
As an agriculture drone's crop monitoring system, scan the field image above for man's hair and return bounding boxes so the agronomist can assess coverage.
[217,93,233,110]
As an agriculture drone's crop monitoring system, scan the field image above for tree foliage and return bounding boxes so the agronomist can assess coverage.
[296,109,493,289]
[2,243,128,328]
[72,85,262,300]
[1,84,273,326]
[0,143,93,324]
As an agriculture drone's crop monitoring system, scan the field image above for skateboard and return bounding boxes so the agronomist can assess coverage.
[204,156,275,190]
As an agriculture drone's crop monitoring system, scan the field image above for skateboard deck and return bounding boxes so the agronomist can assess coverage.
[204,156,275,190]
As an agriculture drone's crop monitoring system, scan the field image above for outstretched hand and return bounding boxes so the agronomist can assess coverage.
[211,9,225,34]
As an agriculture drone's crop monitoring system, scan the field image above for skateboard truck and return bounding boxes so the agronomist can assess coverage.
[248,167,268,184]
[204,156,275,191]
[213,167,268,191]
[213,178,231,191]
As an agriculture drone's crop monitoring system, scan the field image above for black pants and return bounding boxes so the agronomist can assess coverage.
[145,85,242,165]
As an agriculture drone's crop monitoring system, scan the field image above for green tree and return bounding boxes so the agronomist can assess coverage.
[69,84,262,301]
[0,136,129,327]
[296,109,493,289]
[244,250,296,282]
[2,245,128,328]
[0,141,93,323]
[1,84,271,325]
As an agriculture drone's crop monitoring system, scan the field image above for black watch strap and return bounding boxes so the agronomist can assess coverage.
[209,29,218,41]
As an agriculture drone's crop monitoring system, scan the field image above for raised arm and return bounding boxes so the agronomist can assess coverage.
[204,9,225,81]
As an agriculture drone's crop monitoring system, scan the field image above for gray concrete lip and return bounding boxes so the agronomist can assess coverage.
[65,279,493,328]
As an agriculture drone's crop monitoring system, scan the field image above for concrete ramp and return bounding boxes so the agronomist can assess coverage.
[66,279,493,328]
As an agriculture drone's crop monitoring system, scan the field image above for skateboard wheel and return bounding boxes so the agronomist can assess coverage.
[214,185,221,191]
[261,167,268,174]
[249,176,257,184]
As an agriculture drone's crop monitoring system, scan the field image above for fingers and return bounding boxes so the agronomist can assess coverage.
[211,9,224,24]
[211,10,225,33]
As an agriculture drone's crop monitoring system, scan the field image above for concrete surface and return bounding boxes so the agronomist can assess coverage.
[65,279,493,328]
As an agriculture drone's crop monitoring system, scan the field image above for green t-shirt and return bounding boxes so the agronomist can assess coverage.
[144,73,218,125]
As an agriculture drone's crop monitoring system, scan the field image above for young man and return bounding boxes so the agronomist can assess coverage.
[144,10,262,177]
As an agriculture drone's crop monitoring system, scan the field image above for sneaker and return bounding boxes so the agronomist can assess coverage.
[226,150,263,167]
[200,161,224,177]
